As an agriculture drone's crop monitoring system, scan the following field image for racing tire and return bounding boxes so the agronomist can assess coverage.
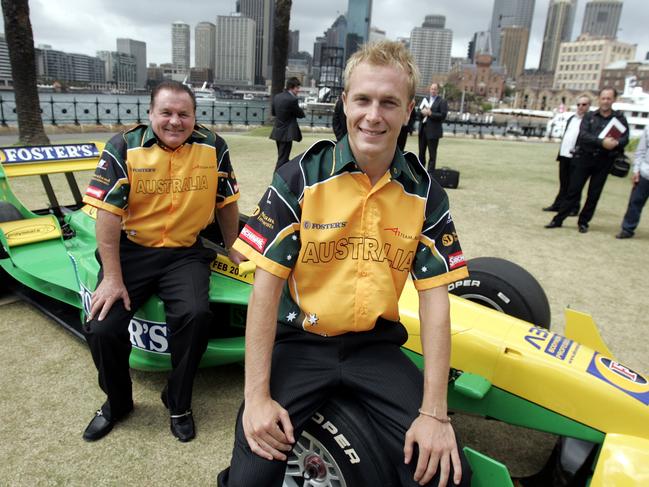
[448,257,551,329]
[284,394,397,487]
[0,201,23,223]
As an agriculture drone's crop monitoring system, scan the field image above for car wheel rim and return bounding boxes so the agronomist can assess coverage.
[283,431,347,487]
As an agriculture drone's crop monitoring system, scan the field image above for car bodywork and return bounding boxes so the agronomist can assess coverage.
[1,143,648,486]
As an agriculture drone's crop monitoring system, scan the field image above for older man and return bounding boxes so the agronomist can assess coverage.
[418,82,448,173]
[218,41,471,487]
[81,80,242,442]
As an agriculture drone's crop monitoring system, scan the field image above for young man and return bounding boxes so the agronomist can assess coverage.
[218,41,471,486]
[616,125,649,239]
[418,82,448,174]
[546,87,629,233]
[82,80,242,443]
[270,76,306,169]
[543,96,591,214]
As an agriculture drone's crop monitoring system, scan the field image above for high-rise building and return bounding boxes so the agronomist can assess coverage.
[171,21,190,73]
[499,26,529,80]
[581,0,623,38]
[553,34,636,90]
[97,50,137,92]
[469,31,492,63]
[346,0,372,58]
[237,0,273,84]
[0,35,12,88]
[215,14,256,86]
[195,22,216,79]
[369,27,386,44]
[489,0,535,63]
[35,45,105,87]
[288,30,300,57]
[116,38,146,89]
[539,0,576,72]
[410,15,453,89]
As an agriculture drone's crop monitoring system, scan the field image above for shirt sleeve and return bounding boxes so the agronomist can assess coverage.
[411,186,468,290]
[215,139,240,209]
[232,172,301,279]
[82,134,130,216]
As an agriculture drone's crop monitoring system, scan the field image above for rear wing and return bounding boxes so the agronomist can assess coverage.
[0,142,104,210]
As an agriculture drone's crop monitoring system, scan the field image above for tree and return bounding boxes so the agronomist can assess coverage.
[270,0,292,98]
[1,0,50,145]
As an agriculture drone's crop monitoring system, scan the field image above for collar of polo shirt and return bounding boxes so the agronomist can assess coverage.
[333,134,420,183]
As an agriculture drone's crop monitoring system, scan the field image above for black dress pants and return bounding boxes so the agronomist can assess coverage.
[418,132,440,173]
[218,320,471,487]
[83,235,214,418]
[553,156,612,226]
[551,156,580,211]
[275,141,293,170]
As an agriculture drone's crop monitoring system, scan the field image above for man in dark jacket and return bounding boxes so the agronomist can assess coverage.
[546,87,629,233]
[270,77,305,169]
[418,82,448,173]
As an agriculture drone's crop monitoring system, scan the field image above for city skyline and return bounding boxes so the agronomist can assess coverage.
[3,0,647,71]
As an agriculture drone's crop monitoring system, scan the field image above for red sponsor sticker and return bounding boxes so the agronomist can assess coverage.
[85,186,106,199]
[240,224,267,252]
[448,251,466,269]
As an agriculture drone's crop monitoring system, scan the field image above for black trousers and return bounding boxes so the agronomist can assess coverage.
[275,141,293,170]
[553,156,613,226]
[551,156,580,211]
[418,132,440,173]
[218,321,471,487]
[83,235,214,418]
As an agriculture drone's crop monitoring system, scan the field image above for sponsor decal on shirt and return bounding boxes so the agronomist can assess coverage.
[441,233,457,246]
[303,220,347,230]
[448,251,465,269]
[240,224,267,252]
[97,159,108,170]
[85,186,106,199]
[384,227,416,240]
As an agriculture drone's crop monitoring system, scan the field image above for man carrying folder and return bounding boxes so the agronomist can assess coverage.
[545,87,629,233]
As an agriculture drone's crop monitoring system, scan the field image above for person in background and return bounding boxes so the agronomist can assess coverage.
[418,82,448,174]
[616,125,649,239]
[270,77,305,169]
[543,96,591,215]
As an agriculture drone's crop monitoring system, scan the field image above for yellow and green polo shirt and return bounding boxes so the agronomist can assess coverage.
[232,136,468,337]
[83,124,239,248]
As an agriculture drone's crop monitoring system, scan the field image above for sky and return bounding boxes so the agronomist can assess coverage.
[3,0,648,69]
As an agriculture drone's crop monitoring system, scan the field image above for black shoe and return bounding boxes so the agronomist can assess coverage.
[170,411,195,442]
[82,403,131,442]
[161,387,169,409]
[616,230,633,239]
[543,205,559,212]
[545,220,562,228]
[568,208,579,217]
[578,224,588,233]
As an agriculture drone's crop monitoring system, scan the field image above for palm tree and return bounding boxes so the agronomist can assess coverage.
[1,0,50,145]
[270,0,292,98]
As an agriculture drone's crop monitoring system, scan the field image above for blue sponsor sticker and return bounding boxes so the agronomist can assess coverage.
[0,144,99,164]
[544,334,573,360]
[586,352,649,405]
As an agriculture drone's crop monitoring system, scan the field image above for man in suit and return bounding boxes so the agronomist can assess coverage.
[418,82,448,173]
[543,95,591,214]
[270,77,305,169]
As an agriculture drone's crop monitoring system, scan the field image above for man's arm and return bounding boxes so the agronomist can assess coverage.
[293,97,306,119]
[241,268,295,461]
[216,201,244,264]
[404,285,462,486]
[430,99,448,122]
[632,129,648,185]
[87,209,131,321]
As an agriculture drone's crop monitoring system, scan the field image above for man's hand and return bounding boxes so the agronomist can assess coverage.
[242,397,295,461]
[404,415,462,486]
[228,247,247,266]
[422,107,432,117]
[602,137,619,150]
[632,172,640,187]
[88,276,131,321]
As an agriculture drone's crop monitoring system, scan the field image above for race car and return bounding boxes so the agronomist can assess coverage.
[1,142,648,486]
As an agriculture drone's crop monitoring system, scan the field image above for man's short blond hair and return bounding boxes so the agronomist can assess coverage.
[344,40,420,101]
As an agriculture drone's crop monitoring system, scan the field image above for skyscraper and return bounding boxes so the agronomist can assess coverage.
[214,14,256,86]
[195,22,216,77]
[488,0,535,63]
[237,0,273,84]
[468,31,492,63]
[581,0,623,38]
[288,30,300,57]
[116,38,146,89]
[499,26,529,79]
[539,0,576,72]
[346,0,372,58]
[410,15,453,88]
[171,21,190,73]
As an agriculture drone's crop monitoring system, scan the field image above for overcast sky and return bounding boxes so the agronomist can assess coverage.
[3,0,648,69]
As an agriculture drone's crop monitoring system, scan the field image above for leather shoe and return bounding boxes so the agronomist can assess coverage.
[542,205,559,212]
[83,403,131,441]
[616,230,633,239]
[170,411,195,442]
[545,220,562,228]
[578,224,588,233]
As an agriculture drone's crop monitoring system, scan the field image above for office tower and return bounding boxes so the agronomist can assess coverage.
[195,22,216,77]
[171,21,190,72]
[214,14,256,86]
[538,0,576,72]
[410,15,453,87]
[237,0,273,84]
[97,50,137,92]
[581,0,623,38]
[34,45,105,86]
[116,38,147,89]
[288,30,300,56]
[499,26,529,79]
[489,0,535,63]
[469,31,492,62]
[346,0,372,58]
[369,27,386,44]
